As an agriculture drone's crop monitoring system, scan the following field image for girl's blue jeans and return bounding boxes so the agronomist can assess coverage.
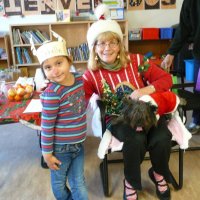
[50,142,88,200]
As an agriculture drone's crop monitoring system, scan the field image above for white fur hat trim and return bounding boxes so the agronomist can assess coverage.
[87,4,123,50]
[139,95,158,107]
[139,95,160,119]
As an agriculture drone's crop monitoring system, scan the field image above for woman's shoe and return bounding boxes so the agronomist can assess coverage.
[123,179,138,200]
[148,168,171,200]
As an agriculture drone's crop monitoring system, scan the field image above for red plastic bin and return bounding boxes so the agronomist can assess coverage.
[142,28,159,40]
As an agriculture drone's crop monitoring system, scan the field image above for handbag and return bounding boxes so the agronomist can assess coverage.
[195,68,200,92]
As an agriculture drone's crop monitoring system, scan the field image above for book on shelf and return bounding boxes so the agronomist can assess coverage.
[41,31,50,41]
[23,48,32,63]
[16,47,23,64]
[29,30,43,44]
[67,42,89,62]
[35,30,49,42]
[12,29,22,45]
[15,47,32,64]
[13,28,50,45]
[16,29,24,44]
[20,32,30,44]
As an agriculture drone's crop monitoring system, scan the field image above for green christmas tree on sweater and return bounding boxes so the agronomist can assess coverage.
[101,79,125,115]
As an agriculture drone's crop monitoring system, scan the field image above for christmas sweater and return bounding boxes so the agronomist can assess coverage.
[83,54,172,109]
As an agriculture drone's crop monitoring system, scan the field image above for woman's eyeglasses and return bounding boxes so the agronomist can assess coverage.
[96,41,119,49]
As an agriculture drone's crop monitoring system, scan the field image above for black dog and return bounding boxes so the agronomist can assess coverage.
[110,97,158,142]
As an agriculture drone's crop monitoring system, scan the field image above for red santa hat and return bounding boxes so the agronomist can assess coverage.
[139,91,180,118]
[87,4,123,50]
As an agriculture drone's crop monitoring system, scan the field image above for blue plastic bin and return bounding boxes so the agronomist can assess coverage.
[184,59,194,82]
[160,28,173,39]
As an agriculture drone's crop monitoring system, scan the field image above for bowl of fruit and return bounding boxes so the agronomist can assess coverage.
[5,77,34,101]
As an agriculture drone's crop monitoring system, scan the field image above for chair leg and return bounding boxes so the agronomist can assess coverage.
[170,148,183,190]
[38,130,48,169]
[100,154,110,197]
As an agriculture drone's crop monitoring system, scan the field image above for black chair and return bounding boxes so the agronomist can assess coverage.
[172,69,200,151]
[97,100,184,197]
[38,130,49,169]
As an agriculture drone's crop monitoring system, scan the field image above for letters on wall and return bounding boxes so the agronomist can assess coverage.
[0,0,176,17]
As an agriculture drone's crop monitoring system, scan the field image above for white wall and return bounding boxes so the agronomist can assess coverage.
[0,0,183,33]
[127,0,183,28]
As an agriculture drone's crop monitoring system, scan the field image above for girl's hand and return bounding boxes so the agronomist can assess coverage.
[39,79,50,92]
[43,153,61,170]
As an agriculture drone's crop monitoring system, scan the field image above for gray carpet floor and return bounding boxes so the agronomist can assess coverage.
[1,114,200,200]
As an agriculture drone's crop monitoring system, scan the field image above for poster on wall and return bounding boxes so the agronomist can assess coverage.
[21,0,40,15]
[75,0,93,13]
[127,0,176,10]
[0,0,5,16]
[127,0,144,10]
[93,0,103,8]
[3,0,22,16]
[103,0,124,8]
[0,0,177,17]
[40,0,56,14]
[144,0,160,10]
[56,0,75,10]
[161,0,176,9]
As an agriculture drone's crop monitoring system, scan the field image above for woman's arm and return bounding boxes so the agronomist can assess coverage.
[130,56,172,99]
[83,70,99,104]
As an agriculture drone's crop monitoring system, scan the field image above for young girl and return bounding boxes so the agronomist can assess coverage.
[31,32,88,200]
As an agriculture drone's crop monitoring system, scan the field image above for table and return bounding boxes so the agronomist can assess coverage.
[0,92,41,127]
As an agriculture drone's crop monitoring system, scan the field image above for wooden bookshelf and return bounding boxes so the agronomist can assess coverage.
[129,39,172,56]
[0,35,12,69]
[10,20,128,77]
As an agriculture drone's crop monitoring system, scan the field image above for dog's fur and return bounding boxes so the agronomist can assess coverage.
[110,97,158,142]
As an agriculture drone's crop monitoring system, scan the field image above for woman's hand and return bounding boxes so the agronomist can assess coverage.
[43,153,61,170]
[130,85,155,99]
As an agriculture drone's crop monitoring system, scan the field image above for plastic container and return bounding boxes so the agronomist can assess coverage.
[129,28,142,40]
[4,79,34,102]
[160,28,174,39]
[142,28,159,40]
[184,59,194,82]
[0,80,6,104]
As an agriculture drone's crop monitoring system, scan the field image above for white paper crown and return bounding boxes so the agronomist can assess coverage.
[87,4,123,50]
[30,31,68,64]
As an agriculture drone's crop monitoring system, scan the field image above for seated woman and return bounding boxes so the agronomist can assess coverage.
[83,4,174,200]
